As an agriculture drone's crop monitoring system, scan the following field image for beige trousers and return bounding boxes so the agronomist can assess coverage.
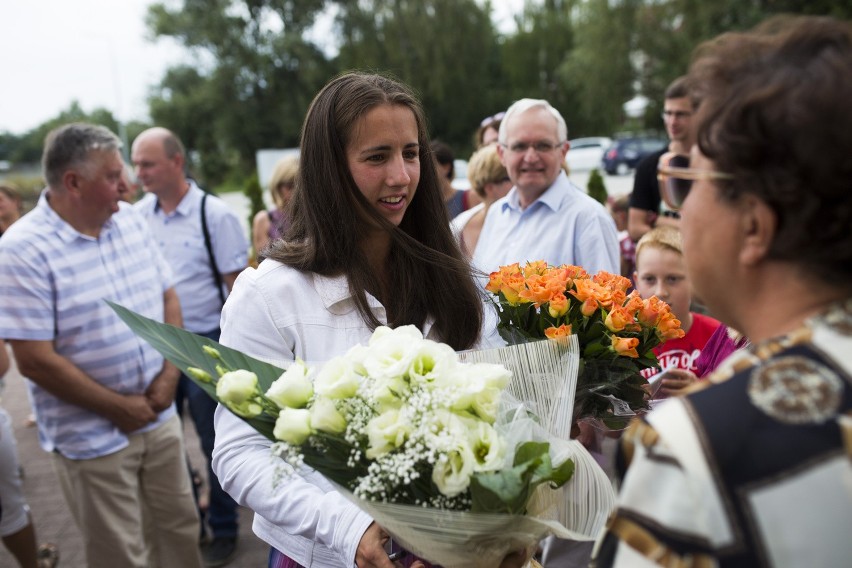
[52,415,202,568]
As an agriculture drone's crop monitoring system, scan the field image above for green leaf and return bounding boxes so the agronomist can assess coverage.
[107,301,285,441]
[469,442,575,515]
[512,441,550,467]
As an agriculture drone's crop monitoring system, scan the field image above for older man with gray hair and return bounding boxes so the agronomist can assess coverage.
[472,98,619,277]
[0,123,202,568]
[471,100,620,567]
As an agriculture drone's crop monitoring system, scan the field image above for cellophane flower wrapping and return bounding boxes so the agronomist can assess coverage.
[108,302,616,568]
[485,261,685,429]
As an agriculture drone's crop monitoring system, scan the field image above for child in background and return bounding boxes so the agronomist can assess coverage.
[633,226,721,397]
[608,194,635,279]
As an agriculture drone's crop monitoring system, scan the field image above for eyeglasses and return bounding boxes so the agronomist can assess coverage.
[657,152,733,210]
[501,141,565,154]
[661,110,692,121]
[480,112,506,128]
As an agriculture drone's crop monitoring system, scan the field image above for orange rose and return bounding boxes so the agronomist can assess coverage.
[545,324,572,339]
[522,260,549,277]
[604,306,633,332]
[593,271,632,293]
[547,291,569,318]
[657,312,686,341]
[501,273,528,305]
[570,278,611,307]
[519,274,561,306]
[637,297,665,326]
[610,335,640,358]
[485,270,503,294]
[562,265,589,280]
[542,266,572,291]
[581,297,599,317]
[623,290,644,314]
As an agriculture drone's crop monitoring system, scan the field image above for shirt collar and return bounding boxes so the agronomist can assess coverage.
[501,171,571,214]
[312,272,385,314]
[311,271,437,338]
[154,180,200,216]
[40,190,115,243]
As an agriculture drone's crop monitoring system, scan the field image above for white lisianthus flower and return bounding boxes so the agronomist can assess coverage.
[426,409,469,446]
[469,362,512,389]
[273,407,313,445]
[365,409,411,458]
[447,363,510,423]
[408,341,457,386]
[363,325,423,381]
[431,441,476,497]
[309,397,347,434]
[470,386,503,424]
[368,325,423,346]
[216,370,263,417]
[466,420,506,472]
[314,357,360,399]
[343,344,370,375]
[370,374,410,407]
[266,360,313,409]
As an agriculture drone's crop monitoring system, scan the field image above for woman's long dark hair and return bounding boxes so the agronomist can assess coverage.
[267,72,483,350]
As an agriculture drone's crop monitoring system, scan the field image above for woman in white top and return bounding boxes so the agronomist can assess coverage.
[450,144,513,257]
[213,73,525,568]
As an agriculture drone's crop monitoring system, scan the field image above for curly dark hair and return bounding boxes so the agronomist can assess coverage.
[688,15,852,284]
[268,72,483,350]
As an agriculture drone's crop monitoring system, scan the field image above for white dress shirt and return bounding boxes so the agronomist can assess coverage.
[472,172,620,277]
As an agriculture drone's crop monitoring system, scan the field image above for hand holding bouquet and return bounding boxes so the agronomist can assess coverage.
[486,261,685,428]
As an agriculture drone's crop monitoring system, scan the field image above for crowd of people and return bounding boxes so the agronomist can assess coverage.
[0,13,850,568]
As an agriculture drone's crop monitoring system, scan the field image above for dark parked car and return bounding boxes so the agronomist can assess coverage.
[601,136,667,175]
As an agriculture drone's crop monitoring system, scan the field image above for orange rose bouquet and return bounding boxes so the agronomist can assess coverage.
[486,261,685,428]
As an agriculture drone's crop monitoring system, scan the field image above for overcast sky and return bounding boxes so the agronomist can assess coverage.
[1,0,522,136]
[1,0,190,134]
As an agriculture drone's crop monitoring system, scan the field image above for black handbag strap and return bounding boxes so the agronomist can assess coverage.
[201,192,227,307]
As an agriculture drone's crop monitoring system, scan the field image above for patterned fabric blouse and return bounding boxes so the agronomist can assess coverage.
[596,298,852,567]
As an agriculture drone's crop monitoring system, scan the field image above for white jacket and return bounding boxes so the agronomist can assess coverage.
[213,259,499,566]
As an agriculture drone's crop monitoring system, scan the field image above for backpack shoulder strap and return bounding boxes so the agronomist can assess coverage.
[201,192,227,307]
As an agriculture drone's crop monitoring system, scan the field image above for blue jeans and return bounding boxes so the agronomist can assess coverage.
[176,327,239,539]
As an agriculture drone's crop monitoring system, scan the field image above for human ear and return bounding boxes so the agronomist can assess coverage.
[63,169,83,196]
[739,195,777,266]
[496,143,507,166]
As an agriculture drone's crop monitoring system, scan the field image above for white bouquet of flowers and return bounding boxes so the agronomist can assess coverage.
[109,303,615,568]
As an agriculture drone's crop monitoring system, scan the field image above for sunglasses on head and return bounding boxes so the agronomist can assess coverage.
[480,112,506,128]
[657,152,734,210]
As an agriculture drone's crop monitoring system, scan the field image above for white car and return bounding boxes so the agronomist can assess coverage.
[451,158,471,190]
[565,137,612,172]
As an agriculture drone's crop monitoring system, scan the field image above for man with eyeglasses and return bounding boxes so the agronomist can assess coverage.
[472,98,619,281]
[627,76,694,243]
[471,99,619,568]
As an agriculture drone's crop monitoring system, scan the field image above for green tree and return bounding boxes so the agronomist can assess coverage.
[500,1,578,131]
[631,0,852,129]
[7,101,123,165]
[145,0,333,186]
[334,0,503,155]
[586,168,608,205]
[557,0,638,137]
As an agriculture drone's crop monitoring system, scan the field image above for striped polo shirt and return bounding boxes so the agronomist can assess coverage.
[0,192,175,459]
